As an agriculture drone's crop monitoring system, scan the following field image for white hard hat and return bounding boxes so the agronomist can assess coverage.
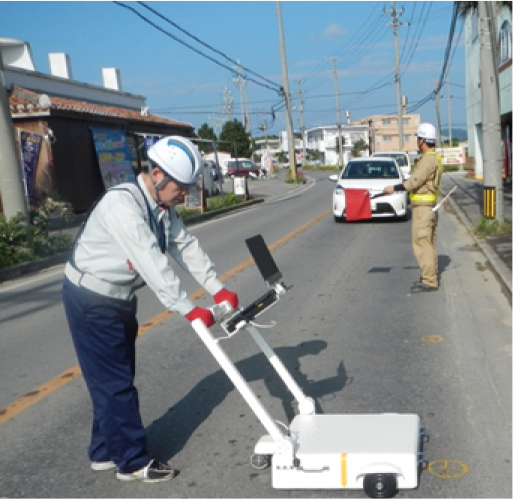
[416,123,437,143]
[147,136,202,185]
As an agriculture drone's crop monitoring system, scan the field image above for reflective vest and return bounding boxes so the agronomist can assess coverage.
[409,150,443,204]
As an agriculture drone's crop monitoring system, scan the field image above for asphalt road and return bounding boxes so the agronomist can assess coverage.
[0,172,511,498]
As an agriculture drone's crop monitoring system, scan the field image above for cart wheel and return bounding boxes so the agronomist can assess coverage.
[250,453,271,470]
[363,473,397,498]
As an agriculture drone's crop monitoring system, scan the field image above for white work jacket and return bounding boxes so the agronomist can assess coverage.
[70,175,224,316]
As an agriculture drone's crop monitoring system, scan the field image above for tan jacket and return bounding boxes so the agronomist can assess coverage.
[404,151,442,206]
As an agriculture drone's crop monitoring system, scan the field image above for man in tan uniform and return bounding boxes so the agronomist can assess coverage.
[384,123,443,293]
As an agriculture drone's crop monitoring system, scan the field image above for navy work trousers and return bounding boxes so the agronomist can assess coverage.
[62,278,150,473]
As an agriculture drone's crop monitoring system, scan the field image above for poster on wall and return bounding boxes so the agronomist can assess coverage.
[145,135,160,152]
[19,130,43,198]
[90,128,136,188]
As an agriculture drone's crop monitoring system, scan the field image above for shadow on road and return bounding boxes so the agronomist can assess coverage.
[146,339,350,463]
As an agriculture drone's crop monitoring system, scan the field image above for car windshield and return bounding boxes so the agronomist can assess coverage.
[228,160,255,169]
[374,153,407,167]
[342,161,399,179]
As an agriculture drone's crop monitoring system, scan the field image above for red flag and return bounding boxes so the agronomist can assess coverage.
[345,189,372,221]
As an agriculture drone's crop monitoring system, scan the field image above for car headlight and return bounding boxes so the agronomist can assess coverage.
[335,185,345,195]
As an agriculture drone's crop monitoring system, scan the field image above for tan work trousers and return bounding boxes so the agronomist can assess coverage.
[411,205,439,287]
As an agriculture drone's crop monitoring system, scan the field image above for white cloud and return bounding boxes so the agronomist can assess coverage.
[322,23,347,39]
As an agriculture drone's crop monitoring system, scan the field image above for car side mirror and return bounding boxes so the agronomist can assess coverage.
[329,174,338,182]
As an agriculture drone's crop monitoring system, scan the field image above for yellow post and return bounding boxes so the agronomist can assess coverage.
[483,186,496,219]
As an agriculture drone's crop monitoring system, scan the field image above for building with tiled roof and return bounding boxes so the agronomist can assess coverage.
[2,39,196,213]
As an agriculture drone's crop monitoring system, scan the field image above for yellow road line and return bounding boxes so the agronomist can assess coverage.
[0,208,331,426]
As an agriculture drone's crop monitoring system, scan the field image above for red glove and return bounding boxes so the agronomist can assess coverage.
[185,307,214,328]
[213,288,239,309]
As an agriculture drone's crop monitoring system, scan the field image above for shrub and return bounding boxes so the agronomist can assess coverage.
[0,212,74,269]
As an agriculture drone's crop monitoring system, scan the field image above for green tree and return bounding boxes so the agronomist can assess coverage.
[351,139,369,158]
[219,119,252,158]
[197,123,217,153]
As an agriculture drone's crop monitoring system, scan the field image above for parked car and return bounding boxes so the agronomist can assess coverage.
[371,151,411,179]
[329,157,408,222]
[226,159,261,178]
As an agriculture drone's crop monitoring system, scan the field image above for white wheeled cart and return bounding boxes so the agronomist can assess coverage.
[191,235,428,498]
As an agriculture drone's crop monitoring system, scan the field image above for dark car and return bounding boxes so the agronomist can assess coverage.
[226,159,261,178]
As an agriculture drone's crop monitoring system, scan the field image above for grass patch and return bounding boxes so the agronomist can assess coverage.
[473,216,512,238]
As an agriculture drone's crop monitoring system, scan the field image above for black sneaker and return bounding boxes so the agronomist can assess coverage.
[116,459,177,483]
[410,282,438,293]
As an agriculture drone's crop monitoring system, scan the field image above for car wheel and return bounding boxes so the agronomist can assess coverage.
[363,473,397,498]
[334,215,344,223]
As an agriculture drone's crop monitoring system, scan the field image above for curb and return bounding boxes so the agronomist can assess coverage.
[0,252,70,283]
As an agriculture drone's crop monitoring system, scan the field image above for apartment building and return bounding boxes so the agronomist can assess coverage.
[353,114,421,156]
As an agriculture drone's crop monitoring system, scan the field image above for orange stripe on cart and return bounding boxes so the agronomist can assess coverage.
[341,453,348,487]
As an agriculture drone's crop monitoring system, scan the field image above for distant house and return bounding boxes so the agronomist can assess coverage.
[1,38,195,213]
[304,124,370,165]
[278,124,370,166]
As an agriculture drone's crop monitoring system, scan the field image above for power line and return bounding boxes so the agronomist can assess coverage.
[136,1,281,91]
[113,1,282,94]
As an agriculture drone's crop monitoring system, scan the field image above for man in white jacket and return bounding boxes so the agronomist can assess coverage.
[62,136,238,483]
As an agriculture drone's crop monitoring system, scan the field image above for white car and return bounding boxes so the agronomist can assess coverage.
[329,157,408,222]
[371,151,411,179]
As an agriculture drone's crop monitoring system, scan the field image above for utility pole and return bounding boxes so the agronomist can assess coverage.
[434,82,442,148]
[328,56,343,167]
[296,79,307,166]
[276,1,297,182]
[222,86,233,122]
[244,79,252,137]
[384,2,407,151]
[447,73,453,147]
[233,61,248,132]
[0,49,28,220]
[479,1,503,222]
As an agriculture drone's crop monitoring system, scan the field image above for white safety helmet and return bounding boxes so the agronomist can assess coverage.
[416,123,437,144]
[147,136,202,185]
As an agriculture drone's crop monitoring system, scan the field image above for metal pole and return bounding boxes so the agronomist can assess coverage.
[276,1,297,182]
[329,57,344,167]
[0,50,28,220]
[479,1,503,222]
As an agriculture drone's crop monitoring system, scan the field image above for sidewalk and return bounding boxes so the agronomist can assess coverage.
[441,172,512,297]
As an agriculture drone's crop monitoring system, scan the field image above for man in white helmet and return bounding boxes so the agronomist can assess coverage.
[384,123,443,292]
[62,136,238,482]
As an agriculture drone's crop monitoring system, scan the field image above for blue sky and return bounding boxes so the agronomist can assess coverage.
[1,1,466,137]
